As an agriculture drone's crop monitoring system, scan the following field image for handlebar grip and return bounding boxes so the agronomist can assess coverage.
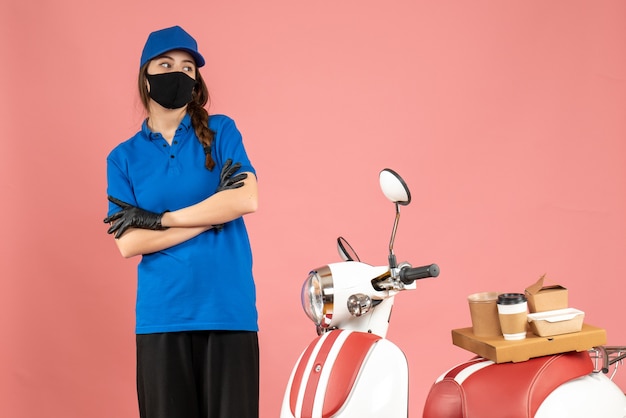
[399,263,440,284]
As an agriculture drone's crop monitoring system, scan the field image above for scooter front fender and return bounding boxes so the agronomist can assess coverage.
[280,329,409,418]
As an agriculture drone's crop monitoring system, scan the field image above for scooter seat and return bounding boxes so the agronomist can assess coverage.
[422,350,593,418]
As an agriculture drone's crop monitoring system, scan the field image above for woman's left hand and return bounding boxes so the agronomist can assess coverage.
[104,196,169,239]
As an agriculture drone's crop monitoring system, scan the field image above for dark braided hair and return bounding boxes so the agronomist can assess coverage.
[138,64,216,171]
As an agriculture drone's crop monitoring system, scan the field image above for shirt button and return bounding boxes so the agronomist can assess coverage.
[173,140,178,144]
[170,155,175,159]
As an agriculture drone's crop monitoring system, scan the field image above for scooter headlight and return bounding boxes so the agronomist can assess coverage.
[301,265,334,329]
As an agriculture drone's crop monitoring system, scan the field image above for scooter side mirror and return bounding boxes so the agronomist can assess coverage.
[337,236,360,262]
[379,168,411,206]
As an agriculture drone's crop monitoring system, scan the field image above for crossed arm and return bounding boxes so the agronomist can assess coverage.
[106,167,258,258]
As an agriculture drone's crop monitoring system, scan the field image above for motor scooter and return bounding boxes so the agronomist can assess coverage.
[280,168,626,418]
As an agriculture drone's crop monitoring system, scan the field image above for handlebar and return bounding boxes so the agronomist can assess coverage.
[399,263,440,284]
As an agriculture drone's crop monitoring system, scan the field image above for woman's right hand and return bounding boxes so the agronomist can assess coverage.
[212,159,248,232]
[216,159,248,193]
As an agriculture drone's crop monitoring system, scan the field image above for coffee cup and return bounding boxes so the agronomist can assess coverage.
[468,292,502,337]
[497,293,528,341]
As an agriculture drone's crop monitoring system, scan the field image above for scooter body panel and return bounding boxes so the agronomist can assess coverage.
[280,329,408,418]
[323,262,397,337]
[423,350,626,418]
[535,371,626,418]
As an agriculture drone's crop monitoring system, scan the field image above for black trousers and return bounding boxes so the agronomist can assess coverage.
[136,331,259,418]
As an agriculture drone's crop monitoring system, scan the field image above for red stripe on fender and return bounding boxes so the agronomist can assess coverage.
[322,332,382,417]
[289,334,326,415]
[300,330,345,418]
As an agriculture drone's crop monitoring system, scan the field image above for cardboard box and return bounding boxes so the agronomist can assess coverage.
[451,323,606,363]
[527,308,584,337]
[525,274,568,313]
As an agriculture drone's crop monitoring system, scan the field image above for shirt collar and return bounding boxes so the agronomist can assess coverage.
[141,113,193,140]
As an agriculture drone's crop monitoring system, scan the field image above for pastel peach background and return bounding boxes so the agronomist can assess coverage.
[2,1,625,417]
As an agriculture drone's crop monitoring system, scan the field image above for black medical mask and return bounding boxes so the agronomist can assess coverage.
[146,72,196,109]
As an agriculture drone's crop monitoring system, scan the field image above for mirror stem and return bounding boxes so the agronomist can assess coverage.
[388,203,401,269]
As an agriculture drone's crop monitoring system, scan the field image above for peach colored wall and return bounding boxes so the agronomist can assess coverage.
[2,1,625,417]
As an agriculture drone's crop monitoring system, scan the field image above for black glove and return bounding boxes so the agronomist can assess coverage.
[216,159,248,193]
[103,196,168,239]
[213,159,248,232]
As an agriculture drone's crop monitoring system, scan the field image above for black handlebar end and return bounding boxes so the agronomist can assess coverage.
[430,264,440,278]
[399,263,440,284]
